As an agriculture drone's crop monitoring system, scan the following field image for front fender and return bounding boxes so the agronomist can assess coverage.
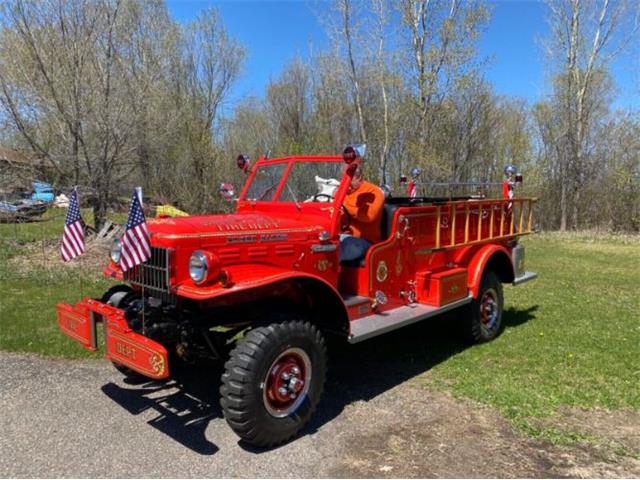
[175,264,342,303]
[466,244,514,298]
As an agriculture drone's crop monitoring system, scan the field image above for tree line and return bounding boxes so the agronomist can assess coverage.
[0,0,638,232]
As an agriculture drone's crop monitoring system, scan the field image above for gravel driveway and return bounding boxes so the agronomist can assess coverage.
[1,341,638,478]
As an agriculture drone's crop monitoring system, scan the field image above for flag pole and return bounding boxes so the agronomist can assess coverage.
[120,186,151,335]
[138,187,146,335]
[77,187,86,302]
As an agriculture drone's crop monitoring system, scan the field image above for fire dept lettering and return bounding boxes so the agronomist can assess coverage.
[227,235,257,244]
[115,341,137,360]
[260,233,288,242]
[64,316,80,333]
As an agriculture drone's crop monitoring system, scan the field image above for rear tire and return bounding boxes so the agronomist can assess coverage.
[464,271,504,343]
[220,319,327,447]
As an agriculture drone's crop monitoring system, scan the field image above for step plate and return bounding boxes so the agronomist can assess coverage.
[348,295,473,343]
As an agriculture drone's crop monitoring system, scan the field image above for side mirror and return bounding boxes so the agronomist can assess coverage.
[219,182,236,201]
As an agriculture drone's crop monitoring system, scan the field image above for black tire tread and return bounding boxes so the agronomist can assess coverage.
[220,319,326,448]
[464,270,504,344]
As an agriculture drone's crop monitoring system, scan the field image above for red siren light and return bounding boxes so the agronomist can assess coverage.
[236,154,250,172]
[342,144,366,164]
[342,146,358,164]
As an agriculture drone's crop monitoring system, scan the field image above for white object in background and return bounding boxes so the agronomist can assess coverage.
[54,193,70,208]
[314,176,340,200]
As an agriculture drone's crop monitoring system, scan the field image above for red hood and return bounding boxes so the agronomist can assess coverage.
[147,212,325,244]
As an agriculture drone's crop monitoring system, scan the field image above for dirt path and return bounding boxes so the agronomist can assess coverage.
[0,350,638,478]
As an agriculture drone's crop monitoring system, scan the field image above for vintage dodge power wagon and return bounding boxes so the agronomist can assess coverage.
[57,148,537,447]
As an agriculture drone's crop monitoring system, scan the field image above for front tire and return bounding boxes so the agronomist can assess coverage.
[220,319,327,447]
[464,271,504,343]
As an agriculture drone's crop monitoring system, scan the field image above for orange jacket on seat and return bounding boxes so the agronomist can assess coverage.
[343,181,384,244]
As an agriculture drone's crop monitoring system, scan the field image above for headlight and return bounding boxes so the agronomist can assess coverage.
[110,238,122,264]
[189,251,209,284]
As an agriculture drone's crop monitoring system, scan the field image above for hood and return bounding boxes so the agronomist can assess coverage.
[147,212,326,245]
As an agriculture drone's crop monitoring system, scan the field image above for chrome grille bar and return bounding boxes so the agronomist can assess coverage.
[124,247,171,294]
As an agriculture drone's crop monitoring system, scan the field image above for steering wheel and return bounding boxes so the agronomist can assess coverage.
[312,193,334,202]
[340,206,351,231]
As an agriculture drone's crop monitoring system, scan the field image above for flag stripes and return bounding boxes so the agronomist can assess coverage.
[119,190,151,272]
[61,189,85,262]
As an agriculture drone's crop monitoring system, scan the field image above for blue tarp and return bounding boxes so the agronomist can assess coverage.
[31,181,54,203]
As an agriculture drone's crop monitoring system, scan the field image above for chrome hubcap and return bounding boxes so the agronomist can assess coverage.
[480,288,499,333]
[262,348,311,418]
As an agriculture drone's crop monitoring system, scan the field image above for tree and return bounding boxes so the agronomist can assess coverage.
[543,0,638,230]
[398,0,489,148]
[0,0,244,225]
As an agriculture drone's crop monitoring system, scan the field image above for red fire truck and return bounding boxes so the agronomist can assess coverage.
[57,148,537,447]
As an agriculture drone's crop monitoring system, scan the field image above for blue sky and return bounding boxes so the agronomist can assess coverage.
[167,0,638,112]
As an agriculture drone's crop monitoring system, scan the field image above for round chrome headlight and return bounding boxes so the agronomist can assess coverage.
[110,238,122,264]
[189,251,209,284]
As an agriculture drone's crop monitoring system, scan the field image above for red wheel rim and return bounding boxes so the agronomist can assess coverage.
[262,348,312,418]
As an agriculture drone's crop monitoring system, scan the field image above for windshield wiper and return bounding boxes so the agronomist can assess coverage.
[285,183,302,211]
[256,182,279,201]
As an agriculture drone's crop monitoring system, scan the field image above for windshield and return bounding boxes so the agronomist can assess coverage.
[243,163,288,201]
[242,159,344,203]
[280,161,343,203]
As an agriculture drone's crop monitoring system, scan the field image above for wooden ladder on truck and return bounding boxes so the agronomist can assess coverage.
[430,197,538,252]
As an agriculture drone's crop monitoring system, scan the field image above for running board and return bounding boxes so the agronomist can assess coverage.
[348,295,473,343]
[342,295,370,307]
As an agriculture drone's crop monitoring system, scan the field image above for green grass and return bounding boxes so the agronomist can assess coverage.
[0,207,121,357]
[1,208,80,244]
[0,267,113,358]
[0,208,128,246]
[424,232,640,442]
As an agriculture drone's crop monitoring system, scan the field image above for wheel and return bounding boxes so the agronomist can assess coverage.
[464,271,504,343]
[220,319,327,447]
[100,284,133,307]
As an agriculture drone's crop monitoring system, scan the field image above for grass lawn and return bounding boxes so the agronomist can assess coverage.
[0,207,119,357]
[1,222,638,443]
[423,232,640,443]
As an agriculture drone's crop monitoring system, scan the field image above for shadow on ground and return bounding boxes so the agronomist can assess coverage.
[101,305,538,455]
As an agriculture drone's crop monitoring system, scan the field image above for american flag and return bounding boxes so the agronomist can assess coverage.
[61,188,85,262]
[119,190,151,272]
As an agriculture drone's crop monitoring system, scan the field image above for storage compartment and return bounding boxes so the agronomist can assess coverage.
[418,267,468,307]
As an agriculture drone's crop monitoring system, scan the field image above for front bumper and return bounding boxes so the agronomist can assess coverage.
[56,298,169,380]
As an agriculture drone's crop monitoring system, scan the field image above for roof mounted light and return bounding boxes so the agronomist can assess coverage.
[342,144,366,164]
[236,154,250,173]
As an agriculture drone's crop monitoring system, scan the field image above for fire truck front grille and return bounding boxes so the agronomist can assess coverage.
[124,247,171,294]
